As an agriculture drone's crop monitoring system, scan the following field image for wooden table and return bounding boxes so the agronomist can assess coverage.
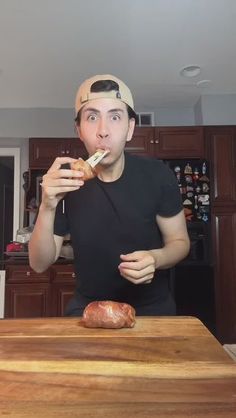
[0,316,236,417]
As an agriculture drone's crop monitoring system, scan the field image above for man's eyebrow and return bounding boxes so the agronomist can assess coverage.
[108,108,125,113]
[83,107,125,114]
[83,107,100,113]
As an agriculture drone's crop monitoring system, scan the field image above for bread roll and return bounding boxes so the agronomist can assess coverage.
[71,158,96,181]
[82,300,136,329]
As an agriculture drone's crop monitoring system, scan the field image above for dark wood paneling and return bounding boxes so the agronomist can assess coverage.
[156,127,205,158]
[211,211,236,342]
[125,127,153,155]
[207,127,236,206]
[5,283,50,318]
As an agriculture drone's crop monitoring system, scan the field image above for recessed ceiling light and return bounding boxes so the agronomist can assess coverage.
[180,65,201,78]
[196,79,212,88]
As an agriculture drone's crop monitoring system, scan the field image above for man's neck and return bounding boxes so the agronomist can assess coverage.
[97,153,125,182]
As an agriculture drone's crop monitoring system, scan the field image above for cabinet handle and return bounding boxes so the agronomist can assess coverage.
[150,140,154,144]
[72,272,75,278]
[155,139,159,144]
[66,150,70,155]
[61,150,65,155]
[26,271,31,276]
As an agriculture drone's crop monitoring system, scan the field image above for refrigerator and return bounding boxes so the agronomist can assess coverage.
[165,158,211,264]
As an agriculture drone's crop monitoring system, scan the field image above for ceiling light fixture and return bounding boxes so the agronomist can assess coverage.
[180,65,201,78]
[196,79,212,88]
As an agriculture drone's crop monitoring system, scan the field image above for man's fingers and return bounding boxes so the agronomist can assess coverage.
[118,265,154,279]
[120,252,141,261]
[119,269,154,284]
[49,168,84,179]
[48,157,79,171]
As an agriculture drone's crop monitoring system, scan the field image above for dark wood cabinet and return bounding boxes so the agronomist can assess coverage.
[29,128,205,169]
[125,127,153,155]
[126,126,205,159]
[4,263,76,318]
[6,264,50,283]
[5,283,50,318]
[206,127,236,206]
[51,264,76,316]
[5,265,51,318]
[206,126,236,343]
[29,138,87,168]
[154,127,205,158]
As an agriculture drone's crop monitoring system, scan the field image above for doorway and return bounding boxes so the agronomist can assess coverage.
[0,148,20,265]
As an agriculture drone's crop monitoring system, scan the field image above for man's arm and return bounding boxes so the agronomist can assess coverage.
[29,156,84,273]
[151,210,190,270]
[28,204,64,273]
[118,210,190,284]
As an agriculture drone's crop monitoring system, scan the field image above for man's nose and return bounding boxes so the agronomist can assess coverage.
[96,118,109,138]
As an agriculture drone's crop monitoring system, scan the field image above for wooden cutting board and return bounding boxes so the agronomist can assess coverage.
[0,316,236,418]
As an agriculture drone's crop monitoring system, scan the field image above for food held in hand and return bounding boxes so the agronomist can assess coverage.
[82,300,136,328]
[71,157,96,181]
[71,149,109,181]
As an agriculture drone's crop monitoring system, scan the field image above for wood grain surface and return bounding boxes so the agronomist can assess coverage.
[0,316,236,418]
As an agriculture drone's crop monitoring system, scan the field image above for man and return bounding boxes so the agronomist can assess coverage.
[29,74,190,316]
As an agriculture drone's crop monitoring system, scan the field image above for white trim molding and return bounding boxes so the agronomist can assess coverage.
[0,270,5,318]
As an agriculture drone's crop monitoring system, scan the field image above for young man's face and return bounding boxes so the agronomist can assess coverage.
[76,98,135,166]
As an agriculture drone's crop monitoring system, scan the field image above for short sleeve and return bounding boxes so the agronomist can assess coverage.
[156,163,183,217]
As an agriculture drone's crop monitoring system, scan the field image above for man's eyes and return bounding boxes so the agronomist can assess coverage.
[87,113,121,121]
[111,114,121,121]
[87,114,98,121]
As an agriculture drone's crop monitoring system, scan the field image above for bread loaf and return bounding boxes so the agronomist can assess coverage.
[70,158,96,181]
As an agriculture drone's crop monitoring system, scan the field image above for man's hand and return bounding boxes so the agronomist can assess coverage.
[118,251,156,285]
[41,157,84,210]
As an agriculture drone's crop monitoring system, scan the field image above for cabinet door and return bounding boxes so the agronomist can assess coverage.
[125,127,154,156]
[155,127,205,158]
[5,283,50,318]
[206,127,236,206]
[211,211,236,343]
[51,264,76,316]
[51,264,76,282]
[51,284,75,316]
[29,138,67,168]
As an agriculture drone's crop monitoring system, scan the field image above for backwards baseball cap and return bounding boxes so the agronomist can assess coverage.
[75,74,135,115]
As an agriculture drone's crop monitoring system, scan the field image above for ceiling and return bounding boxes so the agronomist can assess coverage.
[0,0,236,111]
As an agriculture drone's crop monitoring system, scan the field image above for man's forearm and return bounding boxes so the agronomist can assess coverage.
[28,205,58,273]
[150,238,190,270]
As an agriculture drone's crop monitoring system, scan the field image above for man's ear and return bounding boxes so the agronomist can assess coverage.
[126,118,135,143]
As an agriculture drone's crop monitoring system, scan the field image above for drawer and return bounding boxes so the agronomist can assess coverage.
[6,265,50,283]
[51,264,76,283]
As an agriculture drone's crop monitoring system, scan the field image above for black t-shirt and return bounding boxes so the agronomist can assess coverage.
[54,153,183,313]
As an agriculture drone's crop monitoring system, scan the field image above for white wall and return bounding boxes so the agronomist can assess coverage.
[154,107,195,126]
[0,138,28,228]
[0,108,76,138]
[194,98,203,125]
[200,94,236,125]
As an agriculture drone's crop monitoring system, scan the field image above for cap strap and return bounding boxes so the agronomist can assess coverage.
[80,90,122,104]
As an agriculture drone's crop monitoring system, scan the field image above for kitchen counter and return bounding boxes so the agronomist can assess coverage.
[3,254,73,265]
[0,316,236,417]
